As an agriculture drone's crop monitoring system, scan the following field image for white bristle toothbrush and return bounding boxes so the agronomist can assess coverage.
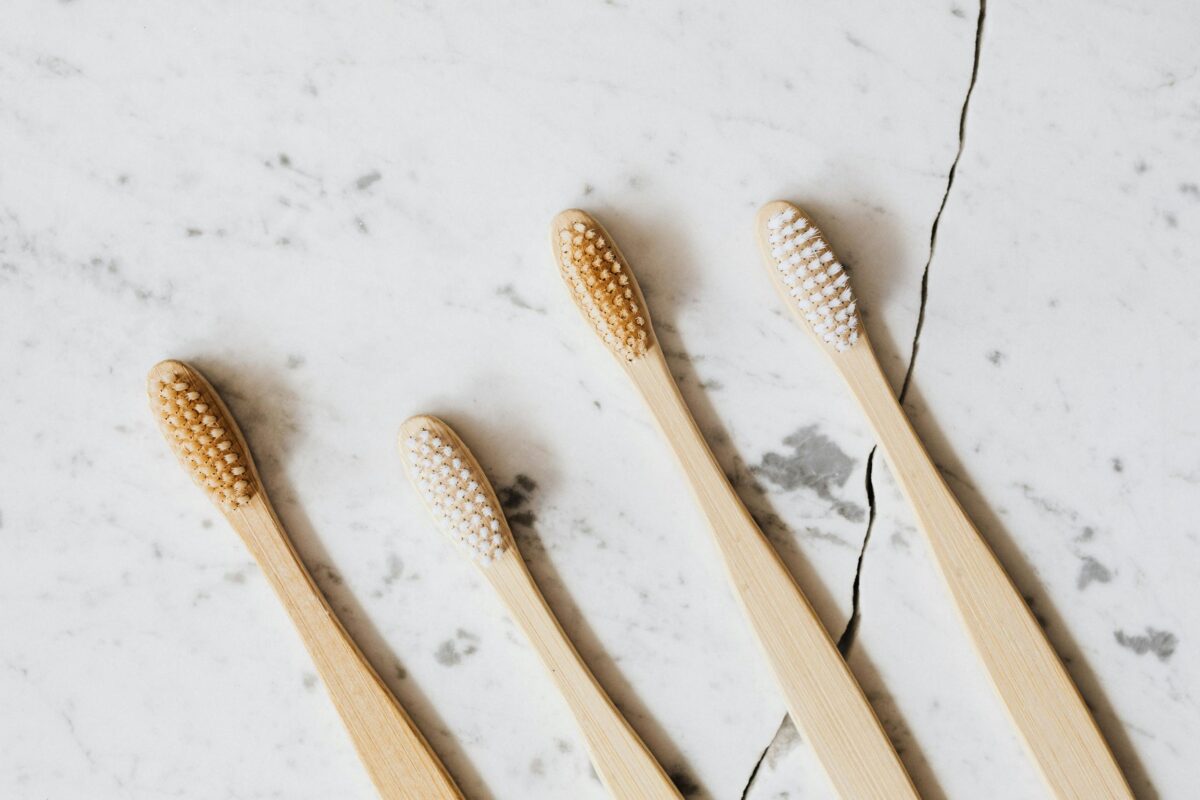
[550,209,919,800]
[755,201,1134,799]
[398,415,683,800]
[147,360,463,800]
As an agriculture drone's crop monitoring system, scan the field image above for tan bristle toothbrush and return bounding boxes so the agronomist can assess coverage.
[755,201,1134,799]
[147,360,463,800]
[398,415,682,800]
[550,210,919,800]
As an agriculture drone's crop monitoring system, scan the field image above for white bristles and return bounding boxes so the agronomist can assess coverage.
[404,424,508,567]
[764,207,861,352]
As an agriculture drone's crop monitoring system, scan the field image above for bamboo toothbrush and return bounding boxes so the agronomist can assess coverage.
[755,200,1134,799]
[147,360,463,800]
[550,210,918,800]
[398,415,682,800]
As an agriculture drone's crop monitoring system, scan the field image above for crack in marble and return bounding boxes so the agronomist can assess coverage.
[738,737,773,800]
[737,1,989,793]
[843,0,987,655]
[837,447,878,654]
[899,0,987,403]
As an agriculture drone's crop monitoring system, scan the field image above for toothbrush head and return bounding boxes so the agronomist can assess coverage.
[147,360,258,512]
[398,415,513,567]
[756,201,860,352]
[551,209,655,363]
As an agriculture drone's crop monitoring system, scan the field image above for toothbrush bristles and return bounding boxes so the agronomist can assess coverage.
[402,420,509,567]
[148,361,256,511]
[763,204,860,352]
[554,213,649,362]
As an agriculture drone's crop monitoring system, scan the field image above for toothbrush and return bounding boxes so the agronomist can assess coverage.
[550,210,918,800]
[755,201,1134,799]
[398,415,683,800]
[147,360,463,800]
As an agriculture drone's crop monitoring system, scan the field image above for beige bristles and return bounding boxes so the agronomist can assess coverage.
[399,416,513,567]
[147,360,256,512]
[758,201,860,352]
[551,209,652,362]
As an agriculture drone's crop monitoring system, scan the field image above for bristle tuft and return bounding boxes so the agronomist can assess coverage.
[402,421,510,567]
[555,215,649,362]
[150,364,256,511]
[764,206,860,351]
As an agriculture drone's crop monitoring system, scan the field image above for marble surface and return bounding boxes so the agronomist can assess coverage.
[1,1,1195,798]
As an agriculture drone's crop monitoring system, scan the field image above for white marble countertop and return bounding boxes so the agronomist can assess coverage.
[2,1,1197,797]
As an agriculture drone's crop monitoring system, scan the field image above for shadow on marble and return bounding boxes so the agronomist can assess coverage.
[899,381,1158,800]
[189,358,495,800]
[497,463,708,796]
[844,641,951,800]
[594,205,856,639]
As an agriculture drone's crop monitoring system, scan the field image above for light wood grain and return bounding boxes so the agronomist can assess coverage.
[755,200,1134,799]
[226,496,464,799]
[628,351,919,800]
[150,361,462,800]
[399,416,683,800]
[550,210,918,799]
[837,335,1132,799]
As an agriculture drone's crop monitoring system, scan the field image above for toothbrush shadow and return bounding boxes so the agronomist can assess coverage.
[451,410,708,798]
[593,208,852,647]
[195,359,493,800]
[842,645,951,800]
[511,515,710,799]
[900,382,1159,800]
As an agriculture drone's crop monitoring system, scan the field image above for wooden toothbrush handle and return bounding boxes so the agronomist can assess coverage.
[487,550,682,799]
[229,495,463,800]
[840,341,1132,799]
[629,352,918,800]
